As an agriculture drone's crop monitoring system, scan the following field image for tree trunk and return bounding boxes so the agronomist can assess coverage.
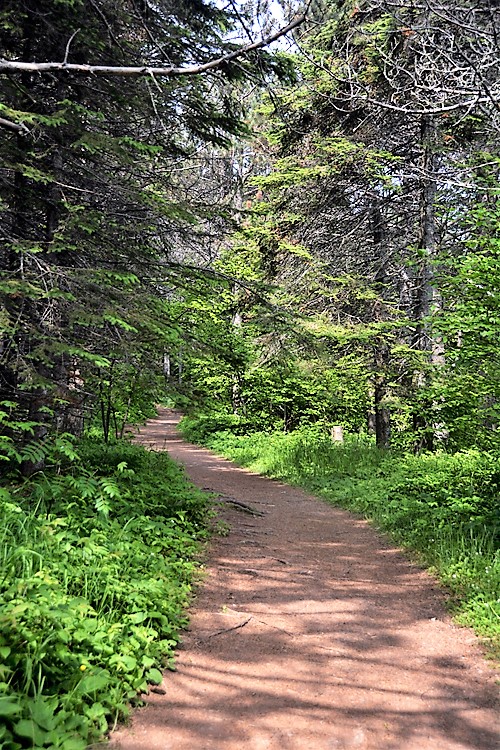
[374,343,391,448]
[370,202,391,448]
[414,115,439,353]
[412,115,444,450]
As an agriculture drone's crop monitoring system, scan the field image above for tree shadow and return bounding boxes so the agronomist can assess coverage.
[113,411,499,750]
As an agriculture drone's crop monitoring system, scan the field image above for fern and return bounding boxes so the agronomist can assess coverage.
[20,442,48,466]
[75,478,102,505]
[98,477,121,499]
[0,436,22,463]
[94,493,111,518]
[53,435,81,463]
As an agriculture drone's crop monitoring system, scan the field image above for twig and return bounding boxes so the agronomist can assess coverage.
[218,497,266,516]
[63,29,80,64]
[201,616,252,640]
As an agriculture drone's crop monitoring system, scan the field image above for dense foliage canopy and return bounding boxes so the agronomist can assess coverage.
[0,0,295,465]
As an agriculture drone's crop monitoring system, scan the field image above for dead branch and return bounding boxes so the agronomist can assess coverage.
[0,16,304,78]
[0,116,30,134]
[201,616,253,640]
[218,497,266,516]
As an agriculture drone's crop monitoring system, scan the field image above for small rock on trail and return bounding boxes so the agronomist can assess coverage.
[111,409,499,750]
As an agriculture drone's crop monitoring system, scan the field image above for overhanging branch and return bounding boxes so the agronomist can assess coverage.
[0,16,304,77]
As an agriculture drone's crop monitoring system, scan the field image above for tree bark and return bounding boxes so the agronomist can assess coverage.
[370,202,391,448]
[412,115,445,451]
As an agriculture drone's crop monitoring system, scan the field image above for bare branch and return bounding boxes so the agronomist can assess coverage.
[0,116,29,134]
[63,29,81,65]
[0,16,304,78]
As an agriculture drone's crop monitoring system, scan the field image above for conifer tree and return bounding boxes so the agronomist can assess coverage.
[0,0,298,462]
[239,0,499,447]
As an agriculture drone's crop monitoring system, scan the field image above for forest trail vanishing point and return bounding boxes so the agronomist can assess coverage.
[110,408,499,750]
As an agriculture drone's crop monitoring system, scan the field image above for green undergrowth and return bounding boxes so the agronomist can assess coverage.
[0,439,210,749]
[180,419,500,657]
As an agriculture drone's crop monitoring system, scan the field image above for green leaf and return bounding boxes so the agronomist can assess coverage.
[84,701,106,721]
[128,611,148,624]
[0,696,23,717]
[13,718,47,746]
[29,697,57,731]
[146,668,164,685]
[110,654,137,673]
[76,671,112,695]
[59,738,87,750]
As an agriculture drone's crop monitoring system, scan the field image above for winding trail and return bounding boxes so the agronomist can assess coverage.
[111,409,499,750]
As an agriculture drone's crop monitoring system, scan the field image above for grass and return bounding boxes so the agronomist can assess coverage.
[180,421,500,658]
[0,439,210,749]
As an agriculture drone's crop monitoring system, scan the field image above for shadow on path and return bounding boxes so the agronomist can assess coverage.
[111,409,499,750]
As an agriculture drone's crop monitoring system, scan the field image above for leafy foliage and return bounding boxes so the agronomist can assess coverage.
[0,440,210,748]
[432,200,500,449]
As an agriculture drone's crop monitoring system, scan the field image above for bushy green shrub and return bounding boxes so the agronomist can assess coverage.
[180,413,257,443]
[0,441,209,749]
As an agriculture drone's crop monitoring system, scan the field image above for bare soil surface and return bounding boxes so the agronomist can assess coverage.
[110,409,499,750]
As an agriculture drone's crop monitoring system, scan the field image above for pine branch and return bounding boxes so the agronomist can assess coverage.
[0,16,304,77]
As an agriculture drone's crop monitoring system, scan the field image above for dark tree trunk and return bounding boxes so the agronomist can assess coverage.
[370,202,391,448]
[374,343,391,449]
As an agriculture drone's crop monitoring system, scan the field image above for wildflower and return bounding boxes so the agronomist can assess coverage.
[80,665,87,671]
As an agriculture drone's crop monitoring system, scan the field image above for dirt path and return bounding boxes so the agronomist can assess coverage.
[110,409,499,750]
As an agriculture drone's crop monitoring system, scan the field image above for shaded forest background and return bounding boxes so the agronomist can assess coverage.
[0,1,498,747]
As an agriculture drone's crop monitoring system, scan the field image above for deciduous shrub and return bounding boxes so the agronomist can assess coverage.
[0,441,209,749]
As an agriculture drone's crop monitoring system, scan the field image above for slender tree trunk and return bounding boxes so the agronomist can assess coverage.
[178,349,183,385]
[374,343,391,448]
[370,202,391,448]
[231,285,245,414]
[11,129,53,475]
[412,115,445,451]
[414,115,439,353]
[163,352,171,379]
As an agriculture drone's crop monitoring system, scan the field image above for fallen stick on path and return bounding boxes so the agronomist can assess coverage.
[217,497,266,516]
[199,617,253,641]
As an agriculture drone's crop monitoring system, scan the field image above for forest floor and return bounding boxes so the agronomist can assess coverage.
[109,408,499,750]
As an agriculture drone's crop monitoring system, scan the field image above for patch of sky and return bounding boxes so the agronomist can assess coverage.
[214,0,300,49]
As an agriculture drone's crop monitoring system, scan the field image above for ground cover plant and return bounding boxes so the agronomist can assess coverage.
[0,439,210,749]
[180,419,500,656]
